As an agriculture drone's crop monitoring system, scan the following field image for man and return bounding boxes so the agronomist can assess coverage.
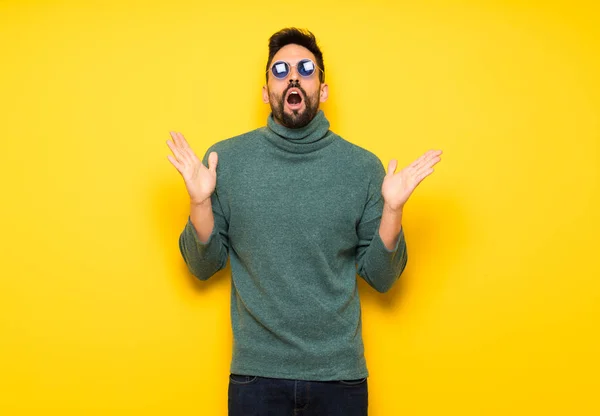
[166,28,441,416]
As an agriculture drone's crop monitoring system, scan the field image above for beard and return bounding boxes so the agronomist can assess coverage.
[269,83,320,129]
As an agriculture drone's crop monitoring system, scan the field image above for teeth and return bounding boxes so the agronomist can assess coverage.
[290,91,299,94]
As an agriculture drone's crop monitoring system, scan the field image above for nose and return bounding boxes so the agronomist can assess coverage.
[288,65,300,82]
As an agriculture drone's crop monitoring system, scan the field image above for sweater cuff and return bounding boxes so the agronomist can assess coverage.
[373,226,404,254]
[186,216,218,246]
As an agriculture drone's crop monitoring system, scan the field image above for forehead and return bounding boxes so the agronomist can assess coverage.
[272,44,316,64]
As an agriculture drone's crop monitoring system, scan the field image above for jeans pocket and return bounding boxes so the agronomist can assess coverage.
[339,377,367,386]
[229,373,259,385]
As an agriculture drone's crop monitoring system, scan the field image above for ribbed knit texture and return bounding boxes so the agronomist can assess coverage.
[179,110,407,381]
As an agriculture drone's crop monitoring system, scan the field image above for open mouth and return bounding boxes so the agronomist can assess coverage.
[285,89,304,110]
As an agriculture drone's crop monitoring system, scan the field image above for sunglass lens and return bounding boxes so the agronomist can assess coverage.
[272,61,289,79]
[298,59,315,77]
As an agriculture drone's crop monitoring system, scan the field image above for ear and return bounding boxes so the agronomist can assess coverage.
[262,85,270,104]
[319,83,329,103]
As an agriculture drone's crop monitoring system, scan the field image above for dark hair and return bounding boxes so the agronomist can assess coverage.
[266,28,325,83]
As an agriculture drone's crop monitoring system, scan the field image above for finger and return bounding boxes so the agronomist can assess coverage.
[170,132,190,159]
[167,155,184,173]
[175,132,192,149]
[166,139,190,164]
[173,132,199,164]
[413,149,442,170]
[166,138,182,157]
[208,151,219,173]
[170,131,183,149]
[414,167,435,186]
[409,149,437,167]
[412,158,440,182]
[386,159,398,176]
[419,155,442,171]
[409,153,428,168]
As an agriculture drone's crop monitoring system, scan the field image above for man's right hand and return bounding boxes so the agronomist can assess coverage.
[167,131,218,205]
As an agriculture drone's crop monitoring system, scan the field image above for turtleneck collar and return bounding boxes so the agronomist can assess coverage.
[262,109,337,154]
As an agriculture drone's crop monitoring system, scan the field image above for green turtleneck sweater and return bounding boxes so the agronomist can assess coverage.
[179,110,407,381]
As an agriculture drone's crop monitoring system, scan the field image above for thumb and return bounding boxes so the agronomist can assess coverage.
[208,151,218,173]
[386,159,398,176]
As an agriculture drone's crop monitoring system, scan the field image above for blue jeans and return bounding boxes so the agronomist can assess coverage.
[228,373,368,416]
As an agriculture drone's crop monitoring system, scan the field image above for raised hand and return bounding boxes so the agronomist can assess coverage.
[382,149,442,211]
[166,131,218,205]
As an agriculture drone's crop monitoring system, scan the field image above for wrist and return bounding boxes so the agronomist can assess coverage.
[190,196,211,208]
[383,201,404,214]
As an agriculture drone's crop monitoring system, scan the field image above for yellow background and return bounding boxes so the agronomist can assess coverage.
[1,0,599,414]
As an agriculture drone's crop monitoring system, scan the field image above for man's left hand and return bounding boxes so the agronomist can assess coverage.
[382,149,443,211]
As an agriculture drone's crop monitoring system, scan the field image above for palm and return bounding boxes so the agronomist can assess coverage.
[167,131,218,205]
[382,150,442,210]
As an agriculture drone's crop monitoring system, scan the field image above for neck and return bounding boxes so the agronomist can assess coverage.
[262,109,337,154]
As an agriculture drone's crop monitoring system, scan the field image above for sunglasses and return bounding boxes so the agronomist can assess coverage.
[267,58,324,80]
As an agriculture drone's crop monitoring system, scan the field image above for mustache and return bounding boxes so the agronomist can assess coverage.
[284,82,307,98]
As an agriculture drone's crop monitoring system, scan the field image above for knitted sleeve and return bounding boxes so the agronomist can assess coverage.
[355,159,408,293]
[178,146,230,280]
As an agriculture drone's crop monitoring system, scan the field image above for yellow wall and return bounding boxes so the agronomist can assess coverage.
[1,0,598,414]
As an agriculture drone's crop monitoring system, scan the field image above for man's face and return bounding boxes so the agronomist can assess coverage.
[262,44,329,129]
